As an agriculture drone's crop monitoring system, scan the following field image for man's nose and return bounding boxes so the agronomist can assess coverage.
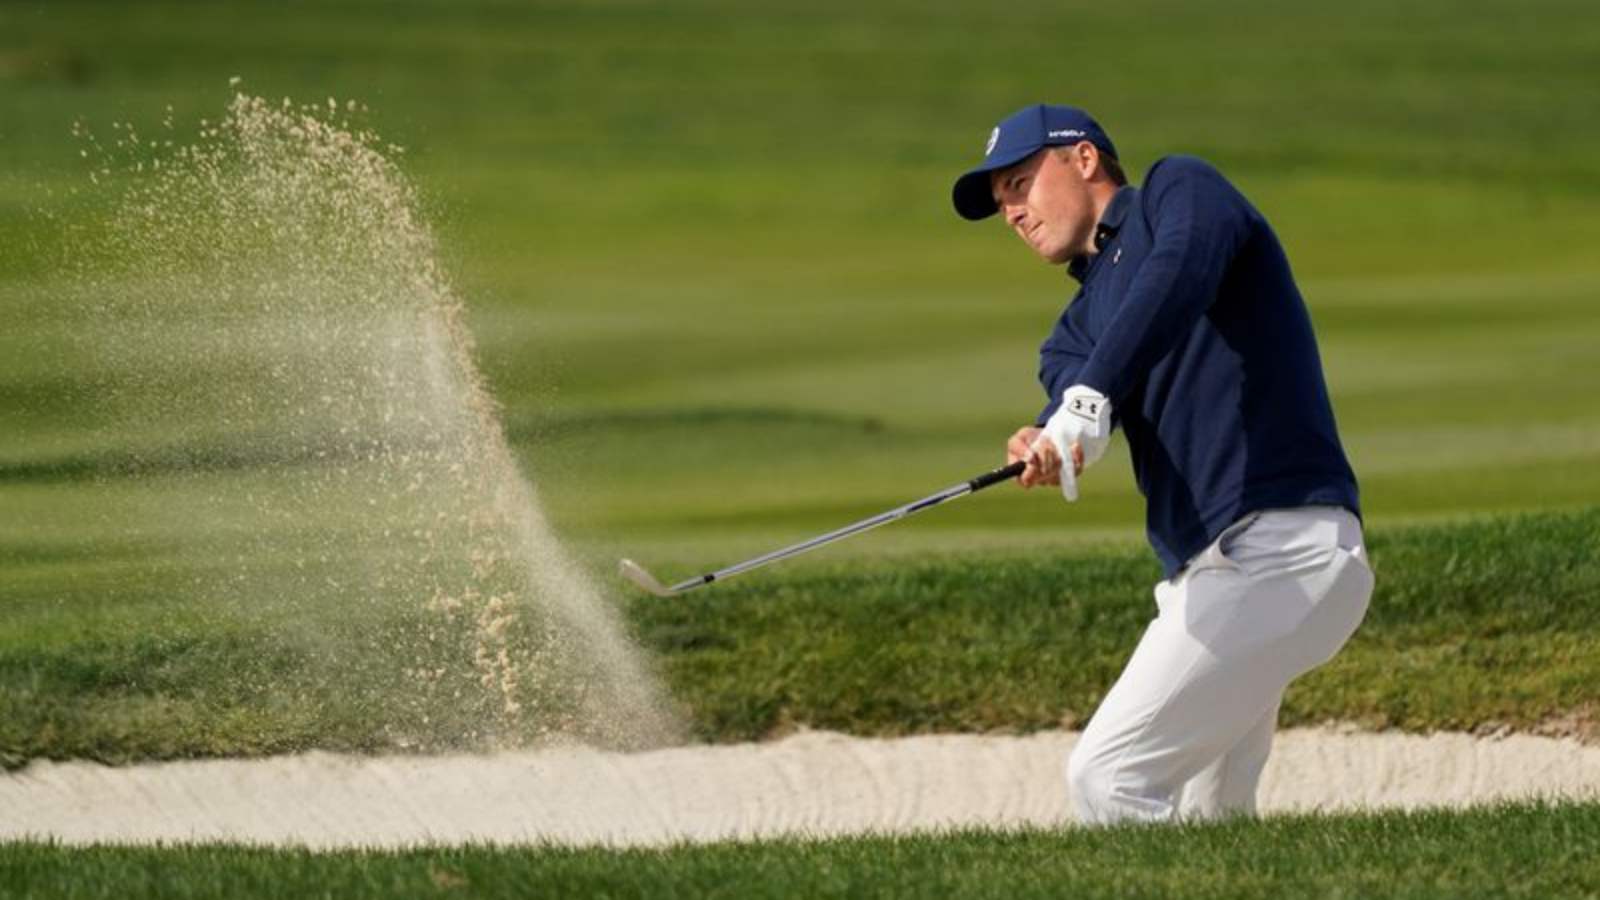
[1004,203,1026,228]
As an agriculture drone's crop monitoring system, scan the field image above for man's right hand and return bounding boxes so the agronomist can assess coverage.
[1007,425,1057,488]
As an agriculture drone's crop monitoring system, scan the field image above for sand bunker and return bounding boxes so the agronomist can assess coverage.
[5,728,1599,847]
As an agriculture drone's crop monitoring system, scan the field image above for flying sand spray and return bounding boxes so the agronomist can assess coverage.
[67,91,679,752]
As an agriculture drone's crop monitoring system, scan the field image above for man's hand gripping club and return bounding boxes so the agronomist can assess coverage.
[1007,385,1113,501]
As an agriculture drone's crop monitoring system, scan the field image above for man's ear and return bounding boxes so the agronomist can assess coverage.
[1075,142,1101,180]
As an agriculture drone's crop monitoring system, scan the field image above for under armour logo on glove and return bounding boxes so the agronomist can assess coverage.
[1068,395,1102,422]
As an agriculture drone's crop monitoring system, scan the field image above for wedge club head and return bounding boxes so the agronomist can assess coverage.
[618,558,673,598]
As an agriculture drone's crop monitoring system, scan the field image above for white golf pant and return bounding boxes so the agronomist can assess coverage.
[1067,506,1373,825]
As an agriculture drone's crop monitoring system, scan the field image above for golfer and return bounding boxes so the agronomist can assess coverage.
[952,104,1374,824]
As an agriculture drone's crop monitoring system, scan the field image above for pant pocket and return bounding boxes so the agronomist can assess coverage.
[1185,513,1261,579]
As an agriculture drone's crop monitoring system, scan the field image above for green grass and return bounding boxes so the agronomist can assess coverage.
[6,801,1600,899]
[2,0,1599,761]
[3,0,1600,548]
[3,3,1599,895]
[4,508,1598,765]
[636,507,1600,742]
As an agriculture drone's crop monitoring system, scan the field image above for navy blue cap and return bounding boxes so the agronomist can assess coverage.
[951,104,1118,221]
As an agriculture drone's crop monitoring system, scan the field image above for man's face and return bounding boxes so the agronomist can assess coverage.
[989,145,1097,265]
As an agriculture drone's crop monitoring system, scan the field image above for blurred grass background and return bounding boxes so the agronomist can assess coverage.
[4,0,1598,563]
[2,0,1599,760]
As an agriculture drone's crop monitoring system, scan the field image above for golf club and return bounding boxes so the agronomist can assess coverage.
[619,459,1026,597]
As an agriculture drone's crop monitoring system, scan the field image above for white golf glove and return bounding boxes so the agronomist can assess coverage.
[1032,385,1113,502]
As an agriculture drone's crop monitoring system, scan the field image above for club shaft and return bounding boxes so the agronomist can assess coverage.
[668,460,1024,592]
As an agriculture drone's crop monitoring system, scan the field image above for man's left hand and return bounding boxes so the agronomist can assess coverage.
[1030,385,1113,502]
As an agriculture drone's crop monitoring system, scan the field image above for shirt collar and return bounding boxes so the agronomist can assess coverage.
[1067,185,1137,283]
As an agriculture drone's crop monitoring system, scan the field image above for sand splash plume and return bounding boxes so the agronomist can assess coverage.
[63,93,678,753]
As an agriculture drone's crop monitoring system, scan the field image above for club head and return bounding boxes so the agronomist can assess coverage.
[618,558,674,597]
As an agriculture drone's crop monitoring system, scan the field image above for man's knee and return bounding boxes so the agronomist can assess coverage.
[1066,743,1107,816]
[1067,742,1174,825]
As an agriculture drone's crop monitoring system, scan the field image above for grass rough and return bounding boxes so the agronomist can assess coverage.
[4,801,1600,899]
[4,508,1598,765]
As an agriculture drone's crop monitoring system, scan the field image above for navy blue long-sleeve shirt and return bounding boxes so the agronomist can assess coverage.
[1036,155,1359,577]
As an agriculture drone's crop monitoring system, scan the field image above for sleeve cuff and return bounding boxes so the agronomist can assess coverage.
[1073,364,1118,406]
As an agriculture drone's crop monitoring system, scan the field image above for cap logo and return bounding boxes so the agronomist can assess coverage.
[1048,128,1085,140]
[985,127,999,156]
